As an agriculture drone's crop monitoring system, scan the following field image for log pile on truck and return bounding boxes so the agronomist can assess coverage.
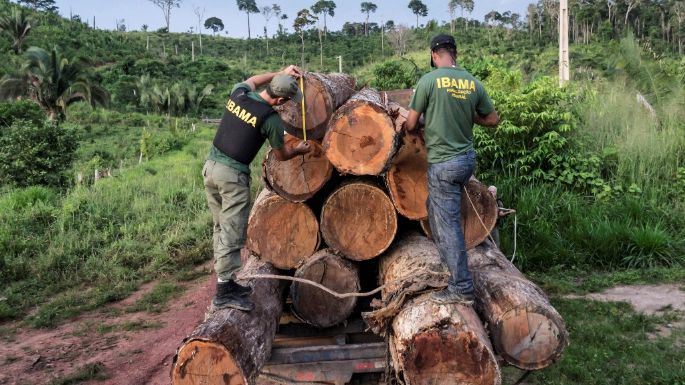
[171,73,569,385]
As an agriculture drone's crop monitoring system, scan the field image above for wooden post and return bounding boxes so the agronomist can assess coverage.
[559,0,570,86]
[146,35,150,51]
[191,41,195,61]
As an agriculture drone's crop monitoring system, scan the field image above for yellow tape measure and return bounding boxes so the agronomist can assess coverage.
[299,76,307,142]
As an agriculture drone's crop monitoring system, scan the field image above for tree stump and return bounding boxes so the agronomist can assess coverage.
[273,72,356,140]
[247,189,319,269]
[171,257,285,385]
[263,134,333,202]
[420,179,498,249]
[320,179,397,261]
[323,88,402,176]
[290,250,360,328]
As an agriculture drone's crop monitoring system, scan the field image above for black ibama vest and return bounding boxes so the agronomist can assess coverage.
[213,87,276,164]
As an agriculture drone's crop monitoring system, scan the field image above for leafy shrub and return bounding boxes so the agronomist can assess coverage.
[0,100,46,127]
[0,120,78,187]
[371,60,420,90]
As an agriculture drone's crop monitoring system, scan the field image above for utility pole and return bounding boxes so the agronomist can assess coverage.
[336,55,342,73]
[559,0,570,86]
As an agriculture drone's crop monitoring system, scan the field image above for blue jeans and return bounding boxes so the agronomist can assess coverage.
[427,150,476,295]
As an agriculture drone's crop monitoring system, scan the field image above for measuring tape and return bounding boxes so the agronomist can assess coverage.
[299,76,307,142]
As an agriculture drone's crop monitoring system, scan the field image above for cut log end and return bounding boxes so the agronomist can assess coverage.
[264,136,333,202]
[403,330,501,385]
[492,308,565,370]
[172,340,245,385]
[420,179,498,249]
[247,190,319,269]
[290,250,359,328]
[386,134,428,220]
[320,181,397,261]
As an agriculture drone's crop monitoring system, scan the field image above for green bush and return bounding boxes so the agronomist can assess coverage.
[0,120,78,187]
[371,60,420,90]
[0,100,46,127]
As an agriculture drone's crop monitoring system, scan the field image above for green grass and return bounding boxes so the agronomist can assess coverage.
[127,281,184,313]
[501,298,685,385]
[97,319,163,334]
[48,362,109,385]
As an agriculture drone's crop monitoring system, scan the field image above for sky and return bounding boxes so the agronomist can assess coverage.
[52,0,530,37]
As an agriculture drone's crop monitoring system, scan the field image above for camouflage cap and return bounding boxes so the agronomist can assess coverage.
[269,74,303,102]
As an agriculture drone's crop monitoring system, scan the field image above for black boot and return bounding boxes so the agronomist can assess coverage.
[212,281,254,311]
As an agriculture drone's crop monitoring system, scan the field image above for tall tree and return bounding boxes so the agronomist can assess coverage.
[460,0,474,28]
[293,9,317,68]
[0,47,109,120]
[448,0,458,33]
[673,1,685,54]
[311,0,336,38]
[204,17,224,35]
[624,0,642,27]
[0,7,32,54]
[360,2,377,36]
[148,0,182,32]
[236,0,259,39]
[17,0,57,12]
[262,4,281,54]
[407,0,428,28]
[484,10,502,26]
[193,5,205,55]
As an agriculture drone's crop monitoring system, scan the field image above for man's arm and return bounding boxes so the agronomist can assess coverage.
[272,141,311,161]
[405,109,422,133]
[473,111,500,127]
[243,65,303,91]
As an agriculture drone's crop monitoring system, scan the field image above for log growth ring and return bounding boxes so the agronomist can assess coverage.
[172,339,246,385]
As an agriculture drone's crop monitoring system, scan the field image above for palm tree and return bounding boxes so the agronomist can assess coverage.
[236,0,260,39]
[0,7,32,54]
[360,2,377,36]
[0,47,109,120]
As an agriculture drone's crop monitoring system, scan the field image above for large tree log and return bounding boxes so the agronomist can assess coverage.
[372,233,500,385]
[468,241,569,370]
[366,232,568,371]
[262,134,333,202]
[171,257,285,385]
[385,132,428,220]
[420,179,498,249]
[273,72,356,140]
[323,88,402,175]
[379,89,414,108]
[290,249,360,328]
[320,179,397,261]
[247,189,320,269]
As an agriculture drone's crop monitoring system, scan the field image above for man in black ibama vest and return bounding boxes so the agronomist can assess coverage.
[203,65,311,312]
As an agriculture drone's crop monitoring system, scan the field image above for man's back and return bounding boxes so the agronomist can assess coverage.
[410,67,494,164]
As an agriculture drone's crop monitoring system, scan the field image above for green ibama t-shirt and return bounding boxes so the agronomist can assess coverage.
[409,66,495,164]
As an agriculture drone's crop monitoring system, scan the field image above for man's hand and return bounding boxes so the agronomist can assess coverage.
[281,65,303,79]
[272,140,311,161]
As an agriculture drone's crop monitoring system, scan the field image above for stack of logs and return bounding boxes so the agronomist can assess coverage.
[171,73,568,385]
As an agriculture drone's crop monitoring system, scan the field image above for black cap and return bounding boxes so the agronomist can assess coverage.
[430,34,457,68]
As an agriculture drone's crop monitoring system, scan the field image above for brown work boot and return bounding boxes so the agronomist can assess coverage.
[211,281,254,312]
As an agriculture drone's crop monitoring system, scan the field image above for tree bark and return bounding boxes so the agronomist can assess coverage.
[263,134,333,202]
[468,241,569,370]
[323,88,402,176]
[419,179,499,249]
[320,179,397,261]
[290,249,360,328]
[274,72,356,140]
[385,132,428,220]
[171,257,285,385]
[247,189,320,269]
[373,233,501,385]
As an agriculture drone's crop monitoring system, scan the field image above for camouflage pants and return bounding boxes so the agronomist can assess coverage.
[202,160,251,281]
